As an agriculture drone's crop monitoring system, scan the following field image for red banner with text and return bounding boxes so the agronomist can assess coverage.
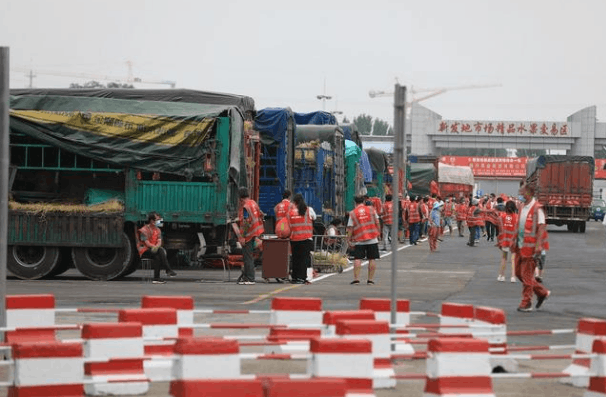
[440,156,606,179]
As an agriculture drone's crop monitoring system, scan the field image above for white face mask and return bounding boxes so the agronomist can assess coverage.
[518,195,526,203]
[155,219,164,227]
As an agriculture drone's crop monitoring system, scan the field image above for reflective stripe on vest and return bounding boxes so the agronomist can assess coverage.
[519,202,550,257]
[444,202,453,217]
[274,199,291,222]
[497,212,518,248]
[288,207,313,241]
[350,205,380,241]
[466,205,482,226]
[383,201,394,225]
[408,202,421,223]
[239,199,264,242]
[456,204,468,221]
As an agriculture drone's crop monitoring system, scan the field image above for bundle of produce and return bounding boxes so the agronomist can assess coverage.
[9,199,124,214]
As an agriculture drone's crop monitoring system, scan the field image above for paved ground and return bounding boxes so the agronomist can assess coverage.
[1,221,604,396]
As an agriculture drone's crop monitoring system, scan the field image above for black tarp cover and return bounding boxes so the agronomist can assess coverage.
[408,163,437,198]
[364,147,387,173]
[9,91,246,179]
[295,125,343,144]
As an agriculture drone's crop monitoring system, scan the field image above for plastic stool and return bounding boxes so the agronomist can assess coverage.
[141,258,153,283]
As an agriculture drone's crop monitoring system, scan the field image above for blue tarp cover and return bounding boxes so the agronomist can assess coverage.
[294,111,337,125]
[254,107,294,145]
[359,150,373,183]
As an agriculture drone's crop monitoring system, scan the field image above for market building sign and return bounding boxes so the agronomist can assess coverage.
[437,121,569,137]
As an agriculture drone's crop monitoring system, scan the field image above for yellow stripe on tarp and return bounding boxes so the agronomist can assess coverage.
[10,109,215,146]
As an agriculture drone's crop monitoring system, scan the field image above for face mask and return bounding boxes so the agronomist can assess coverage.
[518,195,526,203]
[155,219,164,227]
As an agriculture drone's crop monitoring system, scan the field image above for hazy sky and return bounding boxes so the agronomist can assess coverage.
[2,0,606,125]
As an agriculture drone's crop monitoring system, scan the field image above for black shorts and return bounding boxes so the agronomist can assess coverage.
[353,243,380,260]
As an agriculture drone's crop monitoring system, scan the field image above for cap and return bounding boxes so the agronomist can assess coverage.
[433,202,440,210]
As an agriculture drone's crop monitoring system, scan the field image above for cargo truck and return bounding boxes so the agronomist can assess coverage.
[8,89,257,280]
[438,162,474,199]
[525,155,594,233]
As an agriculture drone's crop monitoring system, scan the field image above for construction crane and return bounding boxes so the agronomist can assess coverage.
[12,63,176,88]
[369,83,502,105]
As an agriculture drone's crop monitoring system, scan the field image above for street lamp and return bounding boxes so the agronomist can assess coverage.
[316,94,332,111]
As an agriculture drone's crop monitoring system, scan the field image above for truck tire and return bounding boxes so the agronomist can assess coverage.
[7,245,61,280]
[46,248,74,278]
[72,232,133,280]
[580,221,586,233]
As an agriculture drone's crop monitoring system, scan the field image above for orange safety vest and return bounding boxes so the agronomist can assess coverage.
[420,202,429,220]
[383,201,394,225]
[239,198,265,242]
[407,201,421,224]
[349,204,380,242]
[485,207,500,225]
[370,197,383,217]
[456,203,468,221]
[444,202,453,217]
[274,199,291,222]
[288,206,313,241]
[497,211,518,249]
[137,224,161,256]
[517,201,550,258]
[466,205,482,227]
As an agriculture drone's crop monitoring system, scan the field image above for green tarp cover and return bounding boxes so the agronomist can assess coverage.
[409,163,436,198]
[364,148,387,173]
[9,93,242,178]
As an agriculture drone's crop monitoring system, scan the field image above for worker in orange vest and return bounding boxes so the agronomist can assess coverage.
[381,194,394,251]
[274,189,292,223]
[237,188,265,285]
[288,193,316,284]
[347,195,381,285]
[455,197,468,238]
[513,182,550,312]
[496,199,518,283]
[137,212,177,284]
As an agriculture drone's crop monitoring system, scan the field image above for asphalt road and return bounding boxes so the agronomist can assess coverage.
[2,220,605,396]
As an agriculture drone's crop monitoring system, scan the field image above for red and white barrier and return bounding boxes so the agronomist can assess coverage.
[170,379,264,397]
[359,298,410,326]
[586,338,606,397]
[141,295,194,337]
[322,310,375,337]
[336,320,395,389]
[4,294,57,344]
[308,338,376,397]
[264,328,322,355]
[82,322,148,396]
[119,308,178,382]
[423,338,495,397]
[439,302,474,335]
[562,318,606,388]
[474,306,517,373]
[172,337,241,380]
[9,341,84,397]
[264,378,348,397]
[270,297,323,327]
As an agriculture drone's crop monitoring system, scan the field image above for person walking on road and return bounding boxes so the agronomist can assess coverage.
[347,195,381,285]
[466,198,482,247]
[407,196,421,245]
[496,200,518,283]
[428,202,442,252]
[137,212,177,284]
[288,193,316,284]
[381,194,394,251]
[514,182,551,312]
[455,197,467,237]
[237,188,265,285]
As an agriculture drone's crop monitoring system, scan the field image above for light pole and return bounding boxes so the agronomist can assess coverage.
[316,78,332,111]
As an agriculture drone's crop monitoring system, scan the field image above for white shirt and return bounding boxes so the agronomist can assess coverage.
[518,198,545,246]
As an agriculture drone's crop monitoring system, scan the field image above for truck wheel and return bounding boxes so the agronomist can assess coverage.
[46,248,74,277]
[72,232,133,280]
[7,245,61,280]
[580,221,586,233]
[566,223,573,232]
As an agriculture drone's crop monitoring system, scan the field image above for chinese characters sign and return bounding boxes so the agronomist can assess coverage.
[437,121,569,137]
